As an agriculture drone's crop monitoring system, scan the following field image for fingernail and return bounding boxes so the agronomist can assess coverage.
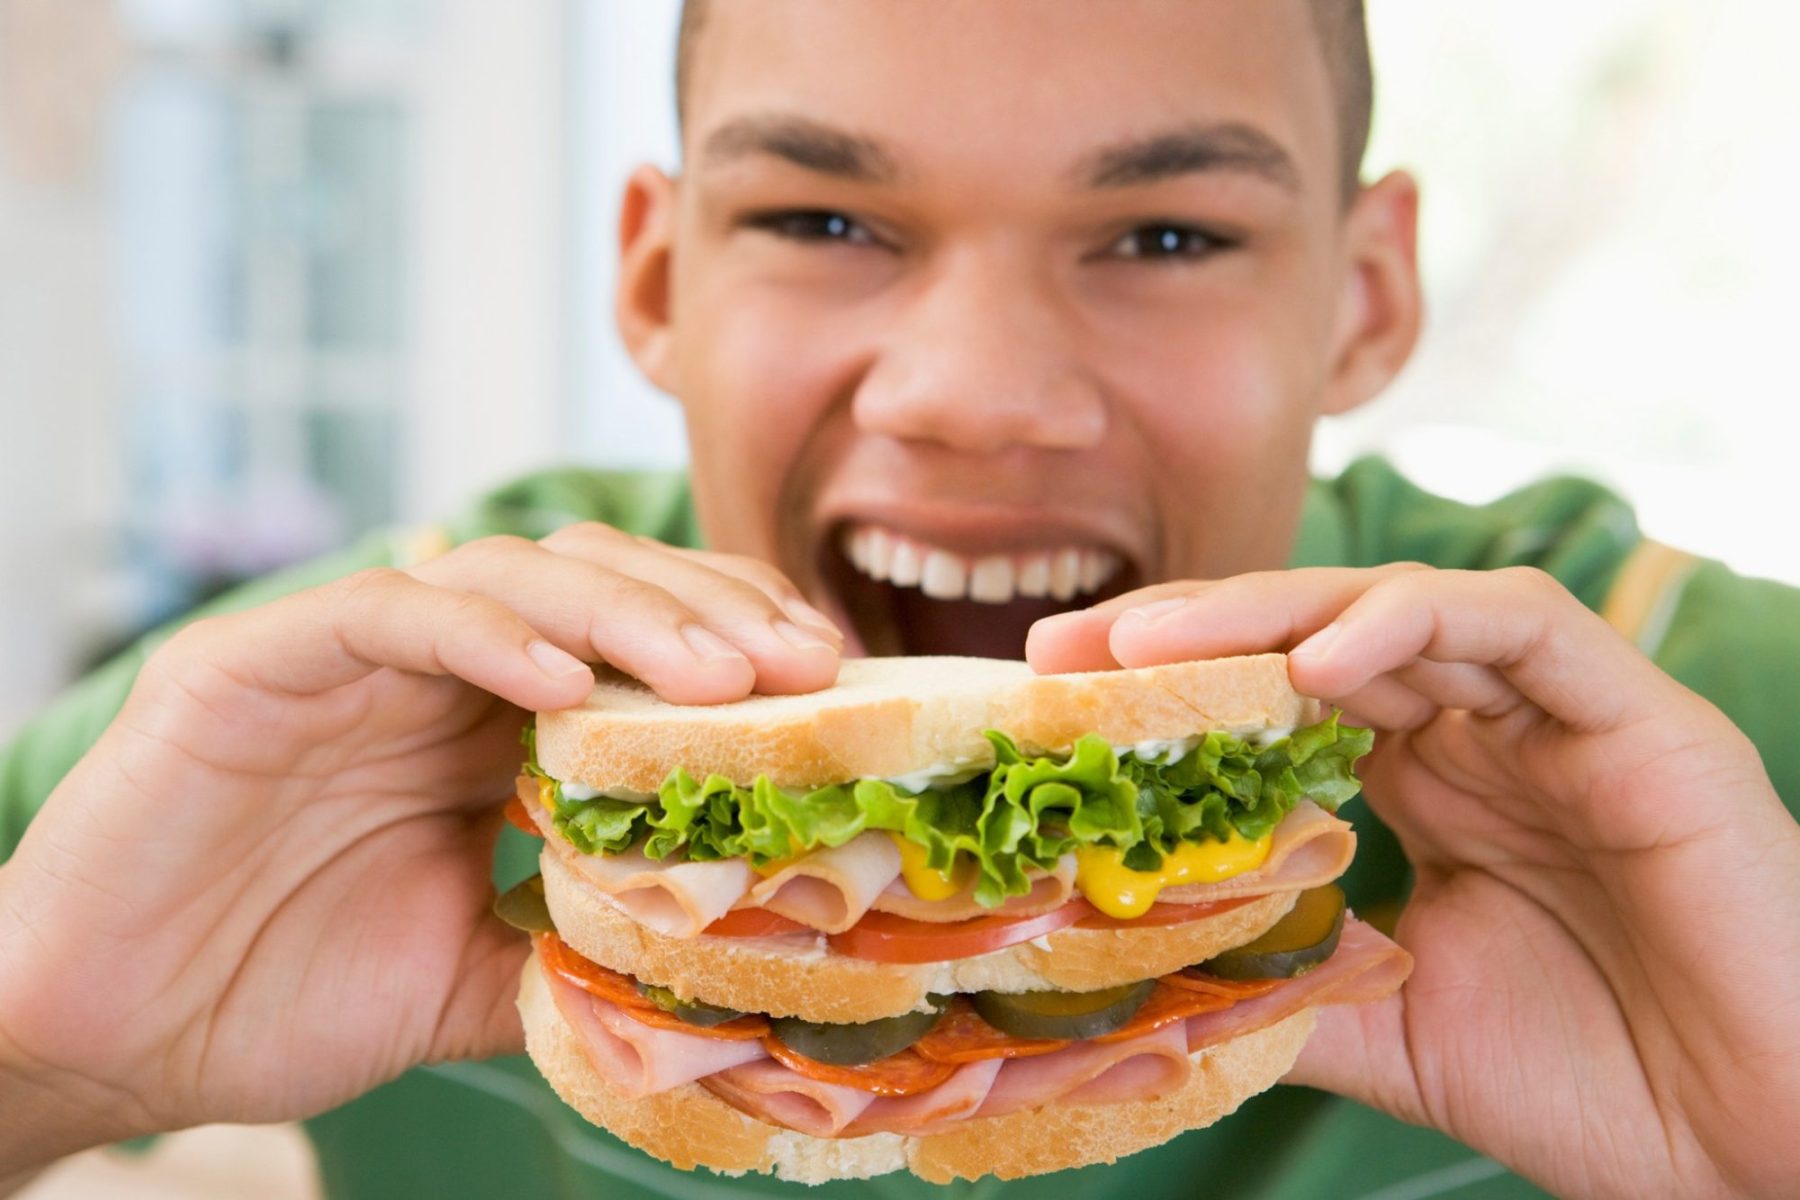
[681,624,749,664]
[1124,597,1189,624]
[783,598,842,640]
[1292,622,1341,660]
[527,640,589,679]
[772,620,832,651]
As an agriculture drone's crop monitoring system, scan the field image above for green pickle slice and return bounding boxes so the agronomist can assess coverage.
[1200,883,1346,980]
[493,874,555,933]
[770,996,951,1065]
[635,983,747,1028]
[971,979,1155,1041]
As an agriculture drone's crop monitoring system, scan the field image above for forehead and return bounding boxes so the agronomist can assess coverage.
[683,0,1336,197]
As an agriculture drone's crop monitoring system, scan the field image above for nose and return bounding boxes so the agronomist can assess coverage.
[851,247,1108,454]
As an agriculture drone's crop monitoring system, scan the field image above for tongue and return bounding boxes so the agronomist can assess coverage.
[891,589,1076,659]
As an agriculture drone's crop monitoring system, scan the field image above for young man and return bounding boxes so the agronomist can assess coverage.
[2,2,1797,1197]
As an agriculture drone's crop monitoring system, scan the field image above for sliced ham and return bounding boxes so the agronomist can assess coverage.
[1184,917,1410,1053]
[843,1058,1006,1137]
[552,915,1413,1138]
[533,772,1350,935]
[543,971,766,1099]
[974,1021,1193,1118]
[869,855,1078,923]
[1157,800,1356,905]
[703,1058,879,1137]
[747,834,902,933]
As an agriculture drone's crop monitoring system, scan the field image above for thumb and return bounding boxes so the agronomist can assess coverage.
[1284,995,1427,1127]
[433,923,531,1062]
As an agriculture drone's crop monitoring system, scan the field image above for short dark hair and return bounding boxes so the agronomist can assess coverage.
[675,0,1372,198]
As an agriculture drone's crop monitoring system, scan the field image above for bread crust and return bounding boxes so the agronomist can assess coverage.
[536,654,1314,793]
[518,951,1316,1184]
[542,847,1298,1022]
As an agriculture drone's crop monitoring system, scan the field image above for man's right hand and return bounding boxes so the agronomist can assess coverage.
[0,524,841,1176]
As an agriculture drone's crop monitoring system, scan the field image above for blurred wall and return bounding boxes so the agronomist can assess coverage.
[4,0,1798,738]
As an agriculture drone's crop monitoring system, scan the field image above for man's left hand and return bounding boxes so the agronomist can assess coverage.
[1029,563,1800,1200]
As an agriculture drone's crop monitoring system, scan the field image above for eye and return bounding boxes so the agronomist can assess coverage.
[1105,222,1229,262]
[744,209,881,246]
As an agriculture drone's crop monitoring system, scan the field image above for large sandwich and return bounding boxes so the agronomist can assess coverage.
[498,654,1411,1184]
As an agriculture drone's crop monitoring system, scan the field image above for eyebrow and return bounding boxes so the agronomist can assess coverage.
[1080,123,1301,192]
[700,114,899,183]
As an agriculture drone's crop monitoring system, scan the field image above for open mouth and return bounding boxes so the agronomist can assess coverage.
[819,521,1141,659]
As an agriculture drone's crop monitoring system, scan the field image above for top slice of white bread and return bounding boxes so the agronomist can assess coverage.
[536,653,1318,793]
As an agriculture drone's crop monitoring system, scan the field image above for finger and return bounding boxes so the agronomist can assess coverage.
[666,546,844,646]
[1326,675,1437,731]
[410,536,764,704]
[1286,567,1663,732]
[1283,994,1427,1127]
[1103,566,1429,669]
[166,568,596,710]
[1025,581,1200,673]
[535,526,838,695]
[1390,659,1520,717]
[433,915,532,1062]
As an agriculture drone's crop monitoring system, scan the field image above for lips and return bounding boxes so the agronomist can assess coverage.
[818,518,1140,660]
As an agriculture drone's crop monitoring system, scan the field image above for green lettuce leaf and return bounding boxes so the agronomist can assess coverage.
[523,713,1371,908]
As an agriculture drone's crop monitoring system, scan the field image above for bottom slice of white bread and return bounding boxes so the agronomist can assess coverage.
[518,952,1316,1185]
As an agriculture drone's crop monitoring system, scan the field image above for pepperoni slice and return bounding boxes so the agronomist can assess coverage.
[1091,980,1238,1044]
[911,997,1070,1064]
[761,1041,958,1096]
[534,933,769,1040]
[1164,970,1284,1000]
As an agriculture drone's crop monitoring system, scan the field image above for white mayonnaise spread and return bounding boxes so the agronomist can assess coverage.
[882,762,987,792]
[1115,735,1201,765]
[557,781,657,802]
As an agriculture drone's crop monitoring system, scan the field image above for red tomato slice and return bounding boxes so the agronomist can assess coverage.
[703,908,810,938]
[503,794,542,838]
[826,900,1093,963]
[1071,894,1255,929]
[911,997,1070,1063]
[762,1041,957,1096]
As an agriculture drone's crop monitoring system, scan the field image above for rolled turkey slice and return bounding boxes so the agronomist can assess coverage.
[747,834,902,933]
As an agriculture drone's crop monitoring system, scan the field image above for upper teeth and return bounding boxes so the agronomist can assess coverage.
[843,524,1121,605]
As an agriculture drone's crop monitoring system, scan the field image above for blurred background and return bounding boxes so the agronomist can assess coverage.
[4,1,1798,1195]
[3,0,1798,732]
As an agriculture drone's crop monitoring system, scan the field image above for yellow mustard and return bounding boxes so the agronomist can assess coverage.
[1074,829,1273,919]
[888,833,977,901]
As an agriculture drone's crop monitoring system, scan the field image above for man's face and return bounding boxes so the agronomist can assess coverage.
[625,0,1415,658]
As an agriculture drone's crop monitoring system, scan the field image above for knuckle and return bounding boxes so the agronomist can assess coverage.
[1498,564,1566,599]
[330,566,408,606]
[540,520,628,554]
[451,533,534,568]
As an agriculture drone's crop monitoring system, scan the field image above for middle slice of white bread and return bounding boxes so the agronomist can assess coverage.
[537,653,1314,794]
[542,847,1300,1023]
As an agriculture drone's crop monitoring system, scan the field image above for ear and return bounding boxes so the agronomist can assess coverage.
[615,164,680,393]
[1321,170,1423,417]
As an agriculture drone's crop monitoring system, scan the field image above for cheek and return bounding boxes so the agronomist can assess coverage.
[673,276,868,557]
[1094,272,1328,572]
